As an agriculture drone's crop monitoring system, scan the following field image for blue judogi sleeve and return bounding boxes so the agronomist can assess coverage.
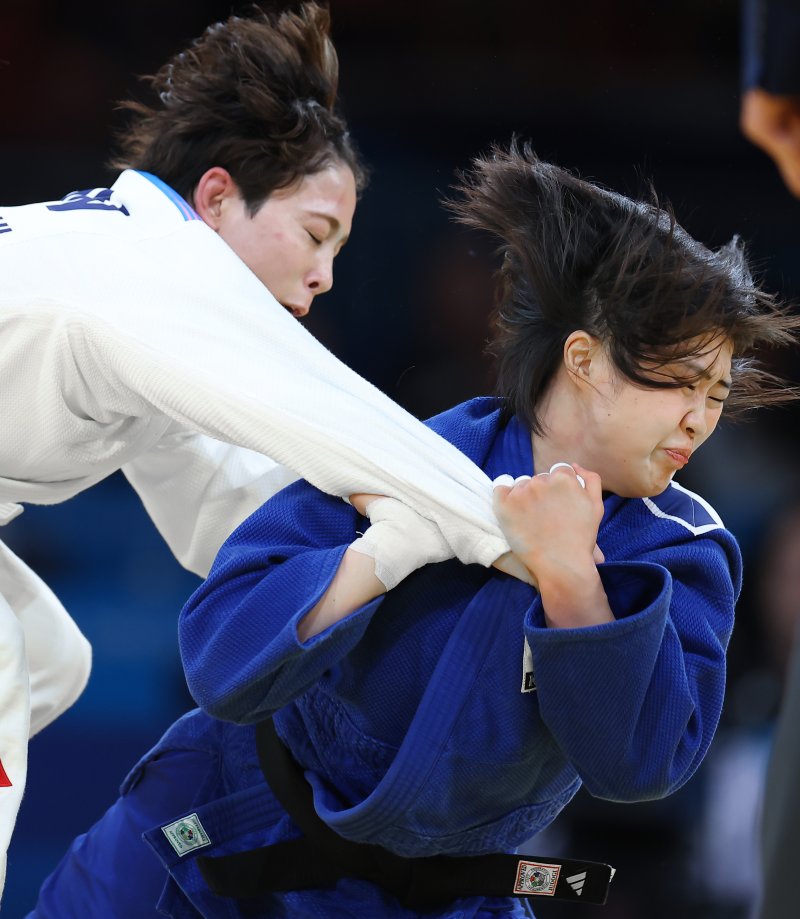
[524,532,738,803]
[179,480,383,724]
[179,398,502,728]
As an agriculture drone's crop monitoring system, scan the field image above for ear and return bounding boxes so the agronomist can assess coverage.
[192,167,239,230]
[563,330,600,383]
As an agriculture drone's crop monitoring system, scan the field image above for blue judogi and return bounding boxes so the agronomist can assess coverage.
[30,398,741,918]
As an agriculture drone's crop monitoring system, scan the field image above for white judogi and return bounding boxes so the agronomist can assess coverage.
[0,170,509,895]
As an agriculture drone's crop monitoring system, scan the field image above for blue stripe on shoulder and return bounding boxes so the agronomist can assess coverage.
[135,171,200,221]
[642,481,724,535]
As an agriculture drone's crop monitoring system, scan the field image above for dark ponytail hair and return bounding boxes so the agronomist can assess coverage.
[111,3,367,212]
[448,142,800,434]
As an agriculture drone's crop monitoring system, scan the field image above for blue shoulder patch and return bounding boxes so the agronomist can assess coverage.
[46,187,130,216]
[642,481,724,535]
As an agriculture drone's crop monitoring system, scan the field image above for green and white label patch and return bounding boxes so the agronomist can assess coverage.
[162,813,211,857]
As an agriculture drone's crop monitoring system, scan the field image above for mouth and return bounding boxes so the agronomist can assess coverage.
[282,303,310,318]
[663,447,691,468]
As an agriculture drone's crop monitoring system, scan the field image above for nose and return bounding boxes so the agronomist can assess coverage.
[682,399,708,439]
[306,254,334,297]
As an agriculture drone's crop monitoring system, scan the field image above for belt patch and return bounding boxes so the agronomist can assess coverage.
[513,859,561,896]
[162,813,211,856]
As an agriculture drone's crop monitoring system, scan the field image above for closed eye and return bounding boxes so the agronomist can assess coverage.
[306,230,323,245]
[685,382,727,405]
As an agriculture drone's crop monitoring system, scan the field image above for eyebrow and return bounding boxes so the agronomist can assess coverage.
[685,361,732,390]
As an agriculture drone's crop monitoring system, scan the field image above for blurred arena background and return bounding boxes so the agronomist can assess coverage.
[2,1,799,915]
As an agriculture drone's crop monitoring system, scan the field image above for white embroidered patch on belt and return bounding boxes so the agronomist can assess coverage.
[513,859,561,896]
[162,813,211,856]
[521,635,536,693]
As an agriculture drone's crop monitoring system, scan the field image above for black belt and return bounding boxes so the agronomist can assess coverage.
[197,720,615,910]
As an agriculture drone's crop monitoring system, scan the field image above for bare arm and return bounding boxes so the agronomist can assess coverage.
[297,548,385,642]
[298,496,454,641]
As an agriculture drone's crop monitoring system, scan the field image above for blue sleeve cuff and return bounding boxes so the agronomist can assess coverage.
[525,560,669,639]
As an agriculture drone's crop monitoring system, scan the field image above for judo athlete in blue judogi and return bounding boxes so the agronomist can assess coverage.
[29,146,800,918]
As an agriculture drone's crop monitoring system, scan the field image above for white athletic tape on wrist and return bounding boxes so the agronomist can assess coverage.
[349,497,453,591]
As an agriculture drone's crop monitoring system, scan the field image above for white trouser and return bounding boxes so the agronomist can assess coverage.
[0,542,92,901]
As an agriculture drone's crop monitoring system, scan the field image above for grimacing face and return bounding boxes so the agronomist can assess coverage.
[201,161,357,316]
[574,335,733,497]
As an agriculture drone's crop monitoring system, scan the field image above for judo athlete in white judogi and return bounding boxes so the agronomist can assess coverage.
[0,5,515,899]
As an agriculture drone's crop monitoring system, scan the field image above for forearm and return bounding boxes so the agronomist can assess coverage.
[181,544,383,722]
[299,495,462,640]
[179,485,380,720]
[534,557,614,628]
[181,490,454,719]
[297,548,385,641]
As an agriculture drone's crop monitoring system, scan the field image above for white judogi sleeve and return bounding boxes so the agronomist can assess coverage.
[122,427,299,577]
[86,272,510,566]
[97,250,507,566]
[0,170,511,569]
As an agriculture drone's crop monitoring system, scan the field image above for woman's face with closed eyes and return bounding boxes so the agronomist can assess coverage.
[581,335,733,497]
[196,161,357,317]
